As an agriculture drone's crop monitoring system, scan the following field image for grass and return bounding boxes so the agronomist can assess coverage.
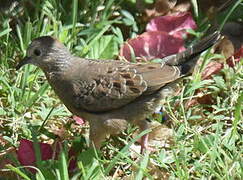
[0,0,242,179]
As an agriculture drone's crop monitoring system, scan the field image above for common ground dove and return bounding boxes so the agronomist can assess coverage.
[16,31,220,151]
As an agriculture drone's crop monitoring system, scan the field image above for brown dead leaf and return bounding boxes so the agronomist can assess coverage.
[201,61,224,80]
[153,0,177,15]
[148,161,170,180]
[214,36,234,59]
[172,0,191,13]
[138,0,178,22]
[148,121,174,148]
[186,60,223,109]
[130,121,174,157]
[186,93,215,111]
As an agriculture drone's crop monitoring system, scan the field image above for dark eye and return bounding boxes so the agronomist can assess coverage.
[34,49,41,56]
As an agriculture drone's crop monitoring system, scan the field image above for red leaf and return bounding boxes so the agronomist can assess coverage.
[226,46,243,67]
[17,139,81,173]
[146,12,197,38]
[120,31,185,61]
[17,139,53,173]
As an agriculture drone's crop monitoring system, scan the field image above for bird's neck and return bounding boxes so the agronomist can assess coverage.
[43,55,73,80]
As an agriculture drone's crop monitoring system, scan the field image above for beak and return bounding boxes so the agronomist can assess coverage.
[16,57,32,70]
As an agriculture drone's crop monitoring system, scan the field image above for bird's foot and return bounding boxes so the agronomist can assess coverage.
[140,134,155,153]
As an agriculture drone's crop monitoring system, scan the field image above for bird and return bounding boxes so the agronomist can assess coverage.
[16,31,220,152]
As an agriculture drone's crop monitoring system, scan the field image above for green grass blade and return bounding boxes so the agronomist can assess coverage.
[233,92,243,132]
[219,0,243,31]
[105,129,151,174]
[6,165,32,180]
[59,150,69,180]
[135,152,150,180]
[71,0,78,41]
[191,0,199,17]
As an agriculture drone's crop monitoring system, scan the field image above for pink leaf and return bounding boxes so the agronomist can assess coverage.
[146,12,197,38]
[120,31,185,61]
[72,115,85,125]
[17,139,53,173]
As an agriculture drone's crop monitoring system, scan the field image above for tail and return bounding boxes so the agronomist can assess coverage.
[163,31,221,75]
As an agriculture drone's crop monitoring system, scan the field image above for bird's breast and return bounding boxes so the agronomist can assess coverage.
[46,76,81,112]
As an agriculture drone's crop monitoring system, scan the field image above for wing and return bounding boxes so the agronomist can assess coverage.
[70,59,181,112]
[66,32,220,113]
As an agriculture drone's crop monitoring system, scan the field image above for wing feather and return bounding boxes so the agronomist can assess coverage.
[71,59,180,112]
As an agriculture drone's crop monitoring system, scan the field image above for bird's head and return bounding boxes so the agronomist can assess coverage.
[16,36,71,72]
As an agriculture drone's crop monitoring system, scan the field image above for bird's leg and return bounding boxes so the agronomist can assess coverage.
[136,120,151,153]
[89,125,107,149]
[140,133,149,153]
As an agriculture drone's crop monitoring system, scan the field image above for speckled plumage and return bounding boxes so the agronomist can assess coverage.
[16,31,220,150]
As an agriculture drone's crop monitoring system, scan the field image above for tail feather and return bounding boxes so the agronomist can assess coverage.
[163,31,221,66]
[217,0,235,13]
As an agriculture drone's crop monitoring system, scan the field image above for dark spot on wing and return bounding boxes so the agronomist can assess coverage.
[113,82,121,88]
[120,73,131,79]
[129,87,141,93]
[147,66,157,69]
[126,80,134,86]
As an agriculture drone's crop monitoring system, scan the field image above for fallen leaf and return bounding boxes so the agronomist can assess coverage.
[214,36,234,59]
[226,46,243,67]
[172,0,191,13]
[138,0,178,22]
[68,147,78,172]
[185,98,198,108]
[153,0,178,14]
[130,121,173,158]
[146,12,197,38]
[16,139,79,173]
[186,45,242,108]
[17,139,53,173]
[120,11,198,61]
[120,31,185,61]
[72,115,85,125]
[148,121,174,148]
[201,61,224,80]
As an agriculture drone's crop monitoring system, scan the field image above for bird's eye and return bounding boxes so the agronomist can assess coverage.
[34,49,41,56]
